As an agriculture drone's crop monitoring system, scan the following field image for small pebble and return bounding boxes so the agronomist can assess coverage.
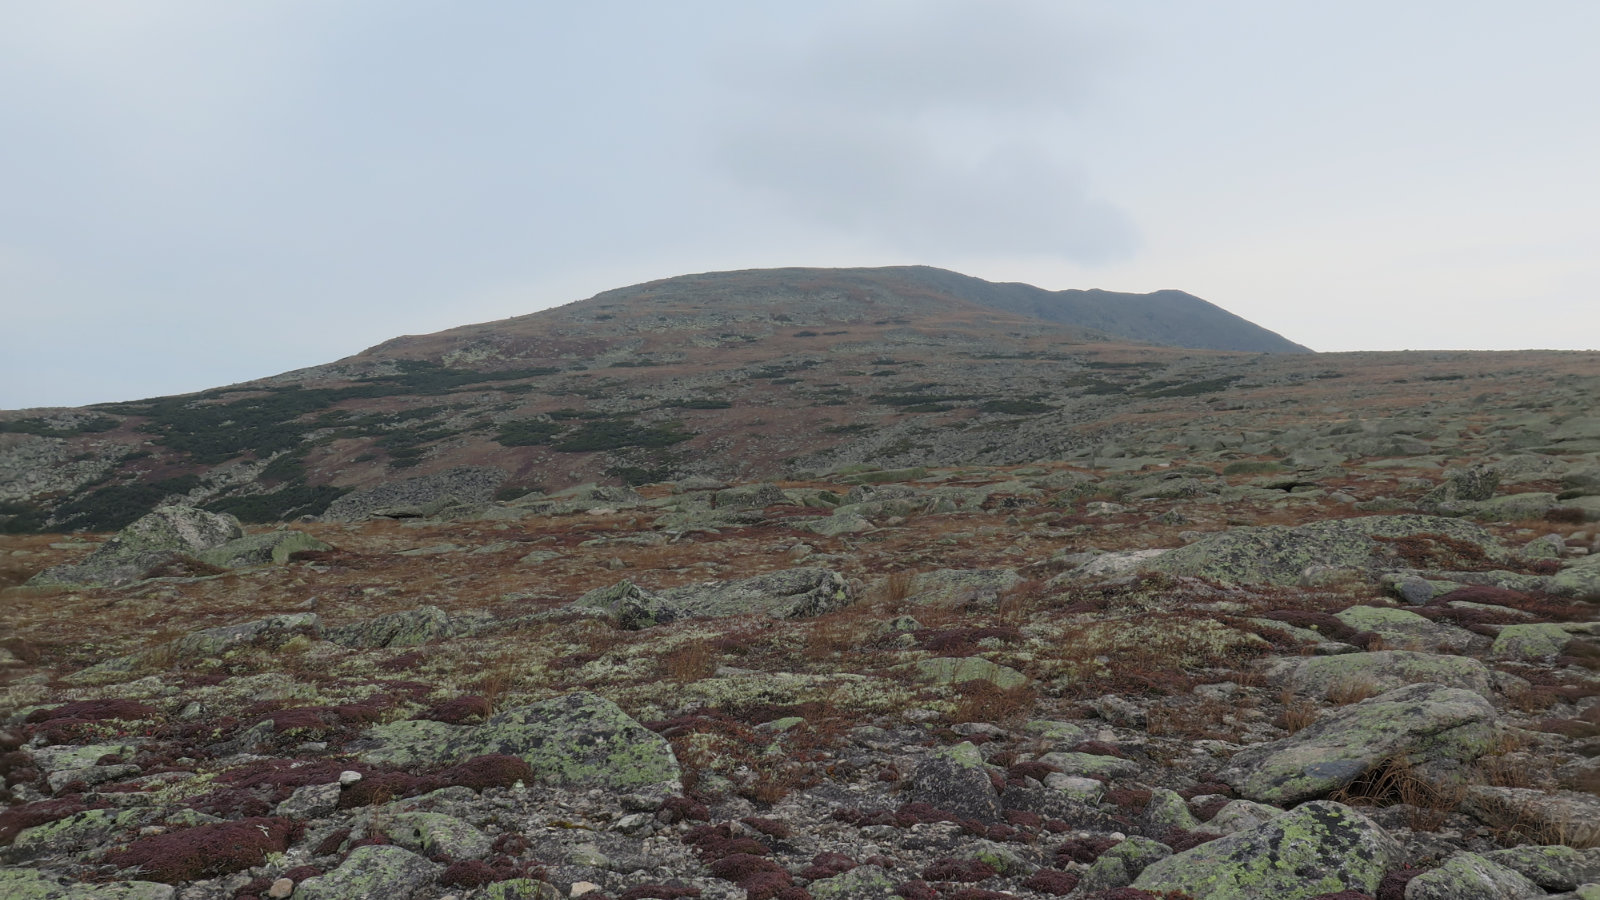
[571,883,602,897]
[267,878,294,899]
[338,770,362,786]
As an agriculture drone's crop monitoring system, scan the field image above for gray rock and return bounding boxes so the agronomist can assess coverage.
[323,466,507,521]
[1333,606,1476,652]
[27,506,243,587]
[173,613,323,657]
[1404,851,1542,900]
[1274,651,1495,700]
[1422,465,1501,508]
[905,741,1002,823]
[194,529,331,568]
[1080,836,1172,893]
[906,657,1027,689]
[388,811,492,860]
[292,845,441,900]
[657,567,854,619]
[712,482,787,509]
[275,782,341,819]
[354,691,681,792]
[1482,845,1600,892]
[1219,683,1497,805]
[1461,786,1600,849]
[327,606,450,648]
[1492,623,1575,659]
[808,864,897,899]
[570,580,679,630]
[1133,801,1402,899]
[1141,514,1505,586]
[1207,799,1285,834]
[907,568,1022,606]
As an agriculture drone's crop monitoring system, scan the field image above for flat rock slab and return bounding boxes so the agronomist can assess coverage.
[573,567,854,625]
[1133,800,1401,899]
[1333,605,1476,652]
[1140,514,1504,586]
[1491,622,1575,659]
[1461,786,1600,849]
[195,529,331,568]
[1272,650,1495,700]
[907,656,1027,689]
[1219,682,1497,805]
[293,845,440,900]
[905,741,1002,823]
[907,568,1022,606]
[1404,851,1542,900]
[1481,845,1600,892]
[353,691,681,793]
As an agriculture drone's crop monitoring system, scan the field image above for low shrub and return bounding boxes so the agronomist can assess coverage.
[104,817,296,883]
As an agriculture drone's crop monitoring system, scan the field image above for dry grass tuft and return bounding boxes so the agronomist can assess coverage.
[952,682,1037,726]
[1330,756,1463,831]
[1326,676,1382,706]
[1274,694,1322,734]
[663,643,716,683]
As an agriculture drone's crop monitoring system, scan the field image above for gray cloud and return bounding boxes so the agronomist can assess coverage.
[709,1,1136,260]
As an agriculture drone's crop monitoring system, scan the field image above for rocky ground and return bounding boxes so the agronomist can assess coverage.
[2,451,1600,899]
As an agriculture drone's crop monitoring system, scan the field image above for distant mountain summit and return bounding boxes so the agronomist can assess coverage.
[2,265,1326,533]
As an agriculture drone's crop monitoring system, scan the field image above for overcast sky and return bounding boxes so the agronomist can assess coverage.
[4,1,1598,410]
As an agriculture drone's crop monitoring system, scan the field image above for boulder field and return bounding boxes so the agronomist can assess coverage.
[2,456,1599,899]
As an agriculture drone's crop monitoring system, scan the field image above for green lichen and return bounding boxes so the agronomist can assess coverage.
[1134,801,1400,899]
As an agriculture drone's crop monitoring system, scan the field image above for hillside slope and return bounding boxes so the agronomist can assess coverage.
[2,267,1596,535]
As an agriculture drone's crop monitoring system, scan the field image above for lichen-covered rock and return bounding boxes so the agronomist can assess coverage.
[657,567,854,619]
[27,506,243,587]
[11,808,148,859]
[292,845,441,900]
[1492,623,1578,659]
[712,482,787,509]
[1274,651,1495,700]
[194,529,330,568]
[1038,751,1141,780]
[1144,787,1202,832]
[570,580,679,630]
[0,869,174,899]
[807,864,897,899]
[173,613,323,657]
[1080,835,1172,893]
[327,605,450,648]
[1481,845,1600,892]
[1421,465,1501,508]
[354,691,681,792]
[1550,554,1600,600]
[1219,683,1497,805]
[1333,605,1476,652]
[907,656,1027,689]
[907,568,1022,606]
[388,811,492,860]
[1132,800,1401,899]
[1403,851,1542,900]
[1140,514,1505,586]
[1208,799,1285,834]
[905,741,1002,823]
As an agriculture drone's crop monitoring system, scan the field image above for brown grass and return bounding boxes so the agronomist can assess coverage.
[952,682,1037,726]
[1326,676,1382,706]
[1329,756,1464,831]
[663,643,716,683]
[1274,694,1322,734]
